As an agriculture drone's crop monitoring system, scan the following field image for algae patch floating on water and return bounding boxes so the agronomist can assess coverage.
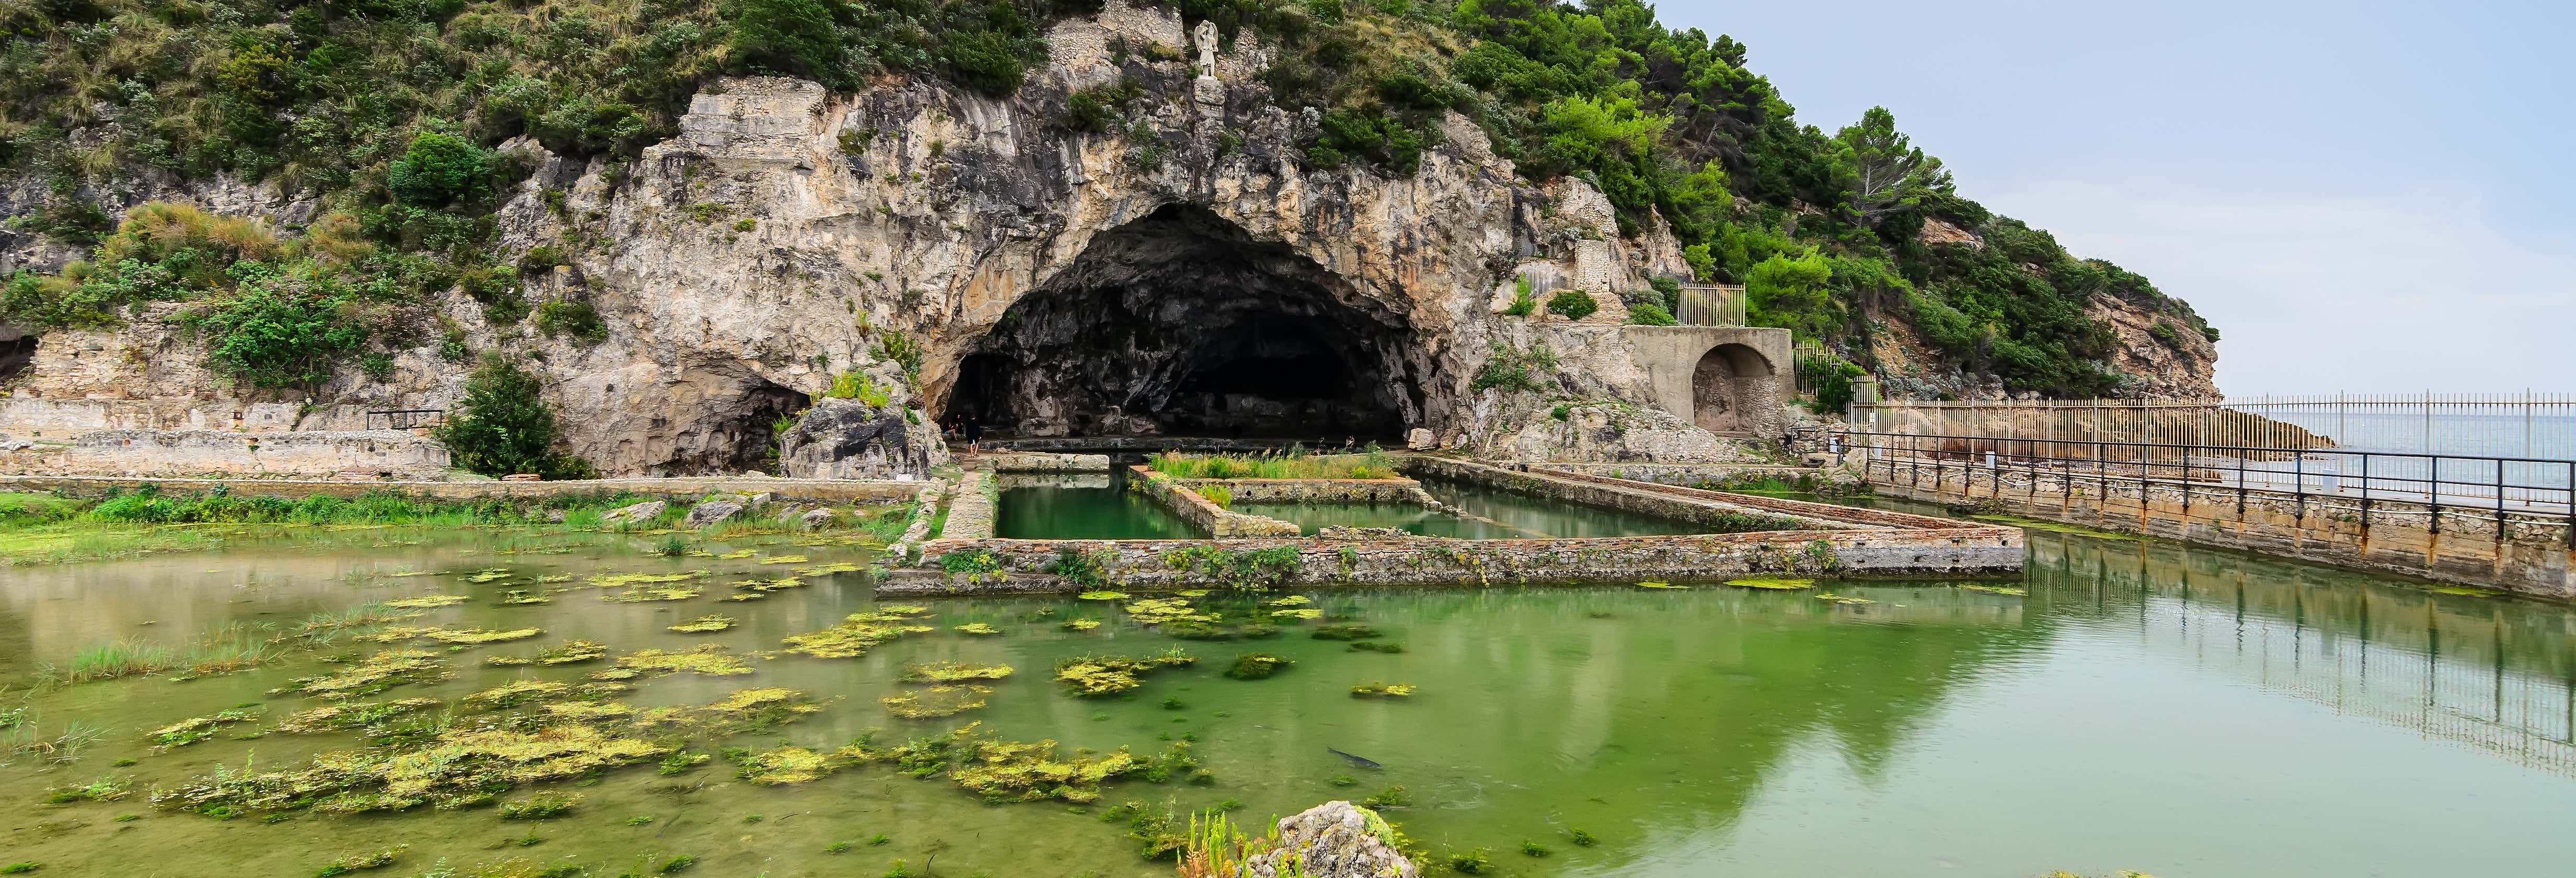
[380,595,468,609]
[666,615,737,633]
[362,626,543,645]
[780,606,936,659]
[882,685,994,720]
[857,722,1168,804]
[149,708,261,747]
[272,698,441,734]
[1310,623,1380,641]
[1351,683,1417,698]
[901,662,1014,683]
[462,679,571,709]
[1957,584,2028,597]
[1223,654,1291,680]
[734,745,836,784]
[485,640,608,667]
[615,645,755,676]
[584,571,708,588]
[154,722,671,815]
[275,650,451,699]
[1055,651,1195,696]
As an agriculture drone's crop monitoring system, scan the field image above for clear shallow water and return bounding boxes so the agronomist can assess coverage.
[2,524,2575,876]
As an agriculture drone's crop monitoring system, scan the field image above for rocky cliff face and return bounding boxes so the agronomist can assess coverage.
[0,1,2216,474]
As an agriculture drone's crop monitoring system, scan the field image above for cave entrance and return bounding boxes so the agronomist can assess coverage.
[1693,343,1774,435]
[944,205,1423,441]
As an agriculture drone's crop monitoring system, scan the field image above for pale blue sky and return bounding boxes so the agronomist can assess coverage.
[1653,0,2574,394]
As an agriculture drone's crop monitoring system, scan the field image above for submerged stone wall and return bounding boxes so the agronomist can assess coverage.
[1131,465,1303,537]
[1400,455,1854,533]
[1166,476,1436,505]
[892,524,2023,593]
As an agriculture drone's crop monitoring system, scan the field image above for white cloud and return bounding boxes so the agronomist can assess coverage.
[1981,181,2576,395]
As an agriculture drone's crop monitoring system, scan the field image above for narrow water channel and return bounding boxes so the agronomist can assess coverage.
[4,516,2575,875]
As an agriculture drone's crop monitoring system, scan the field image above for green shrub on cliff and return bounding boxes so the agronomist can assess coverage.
[436,355,595,479]
[182,265,374,391]
[1544,290,1596,320]
[1626,302,1676,326]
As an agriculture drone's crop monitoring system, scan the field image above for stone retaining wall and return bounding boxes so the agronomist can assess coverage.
[893,524,2024,593]
[0,429,454,479]
[981,452,1112,472]
[0,474,923,503]
[0,397,381,434]
[1536,463,1862,494]
[1130,465,1302,537]
[1862,457,2575,598]
[1527,465,1960,530]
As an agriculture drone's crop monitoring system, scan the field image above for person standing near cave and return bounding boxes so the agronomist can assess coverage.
[965,416,984,454]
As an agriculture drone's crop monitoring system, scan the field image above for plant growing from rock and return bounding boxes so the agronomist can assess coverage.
[1545,289,1598,320]
[1501,276,1537,316]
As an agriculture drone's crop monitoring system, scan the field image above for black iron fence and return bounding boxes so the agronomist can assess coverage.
[1835,429,2576,545]
[367,409,445,430]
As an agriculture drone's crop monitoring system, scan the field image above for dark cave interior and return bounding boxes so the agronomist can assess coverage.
[945,205,1424,440]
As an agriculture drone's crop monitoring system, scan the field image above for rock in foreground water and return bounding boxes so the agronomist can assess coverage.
[1246,800,1418,878]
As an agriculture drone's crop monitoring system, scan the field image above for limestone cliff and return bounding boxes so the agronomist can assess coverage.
[0,1,2214,475]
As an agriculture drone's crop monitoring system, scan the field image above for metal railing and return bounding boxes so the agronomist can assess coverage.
[2224,391,2576,460]
[367,409,446,430]
[1836,429,2576,542]
[1849,393,2576,462]
[1675,284,1746,327]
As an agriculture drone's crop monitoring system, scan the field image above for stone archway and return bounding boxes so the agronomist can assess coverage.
[940,204,1427,440]
[1692,343,1777,435]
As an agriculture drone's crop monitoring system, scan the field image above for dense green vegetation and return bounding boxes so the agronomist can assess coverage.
[436,354,595,478]
[0,0,2209,397]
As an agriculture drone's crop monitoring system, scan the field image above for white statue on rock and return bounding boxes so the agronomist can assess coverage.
[1192,19,1220,79]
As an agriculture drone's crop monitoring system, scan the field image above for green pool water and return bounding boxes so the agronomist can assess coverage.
[4,521,2576,876]
[999,472,1705,539]
[993,470,1196,540]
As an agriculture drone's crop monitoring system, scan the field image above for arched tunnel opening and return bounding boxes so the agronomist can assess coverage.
[944,205,1426,440]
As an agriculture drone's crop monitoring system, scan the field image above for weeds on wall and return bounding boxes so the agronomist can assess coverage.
[1147,447,1397,480]
[1469,341,1558,395]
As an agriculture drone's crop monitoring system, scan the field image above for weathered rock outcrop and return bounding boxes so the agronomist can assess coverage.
[1245,801,1418,878]
[777,398,940,480]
